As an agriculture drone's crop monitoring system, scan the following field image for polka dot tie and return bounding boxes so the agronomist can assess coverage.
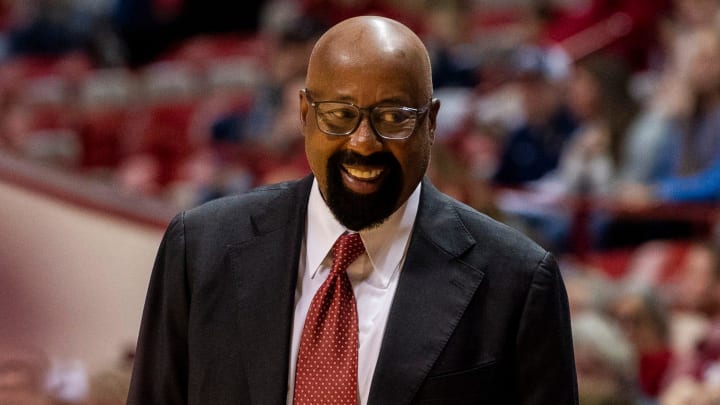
[293,232,365,405]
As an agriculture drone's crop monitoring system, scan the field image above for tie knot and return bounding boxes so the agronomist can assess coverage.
[331,232,365,274]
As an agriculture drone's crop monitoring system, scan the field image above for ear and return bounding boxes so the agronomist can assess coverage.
[299,89,310,128]
[428,98,441,144]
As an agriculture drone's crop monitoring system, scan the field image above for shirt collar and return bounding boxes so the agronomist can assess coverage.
[306,178,421,289]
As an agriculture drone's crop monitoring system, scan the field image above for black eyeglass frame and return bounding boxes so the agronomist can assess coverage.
[303,89,433,140]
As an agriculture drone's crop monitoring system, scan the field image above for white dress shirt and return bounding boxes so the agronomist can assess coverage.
[286,178,421,404]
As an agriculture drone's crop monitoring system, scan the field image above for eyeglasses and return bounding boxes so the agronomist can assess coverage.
[304,89,432,140]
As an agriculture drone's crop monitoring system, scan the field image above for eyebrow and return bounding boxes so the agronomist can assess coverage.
[330,94,413,106]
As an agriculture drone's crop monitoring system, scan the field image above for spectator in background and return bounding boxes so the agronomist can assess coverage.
[422,1,481,89]
[661,240,720,387]
[551,53,691,251]
[620,27,720,206]
[611,285,674,399]
[4,0,121,67]
[572,311,641,405]
[553,54,637,197]
[113,0,182,66]
[660,0,720,50]
[493,46,577,186]
[496,54,637,252]
[427,140,501,220]
[660,241,720,395]
[669,241,720,318]
[610,0,720,188]
[660,376,720,405]
[563,267,615,317]
[581,27,720,248]
[614,96,676,187]
[8,0,87,57]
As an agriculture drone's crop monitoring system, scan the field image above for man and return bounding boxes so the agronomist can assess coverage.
[493,46,577,186]
[128,16,578,404]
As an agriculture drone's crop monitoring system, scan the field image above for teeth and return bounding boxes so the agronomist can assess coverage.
[345,166,383,180]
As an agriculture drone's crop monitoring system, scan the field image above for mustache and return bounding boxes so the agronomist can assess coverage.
[331,150,397,167]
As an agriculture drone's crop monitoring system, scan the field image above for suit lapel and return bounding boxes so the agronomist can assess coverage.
[226,176,313,405]
[368,179,486,405]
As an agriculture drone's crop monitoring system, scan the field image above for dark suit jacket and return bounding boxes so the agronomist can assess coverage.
[128,175,578,404]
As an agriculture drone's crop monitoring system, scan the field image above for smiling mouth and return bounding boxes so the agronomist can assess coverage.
[343,165,384,181]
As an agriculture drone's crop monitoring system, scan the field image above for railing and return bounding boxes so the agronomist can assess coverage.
[495,186,720,259]
[0,150,176,228]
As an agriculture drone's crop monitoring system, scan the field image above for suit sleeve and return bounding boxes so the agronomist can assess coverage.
[514,252,578,405]
[128,213,190,404]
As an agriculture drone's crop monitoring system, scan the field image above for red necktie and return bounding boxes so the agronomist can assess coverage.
[293,232,365,405]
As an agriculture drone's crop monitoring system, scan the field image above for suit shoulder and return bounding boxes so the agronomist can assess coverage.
[444,194,549,264]
[183,179,302,222]
[436,195,560,303]
[175,178,310,242]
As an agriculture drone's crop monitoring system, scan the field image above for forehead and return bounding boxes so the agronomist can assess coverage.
[306,22,430,104]
[309,58,425,105]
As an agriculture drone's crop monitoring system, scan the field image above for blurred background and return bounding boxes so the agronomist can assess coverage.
[2,0,720,403]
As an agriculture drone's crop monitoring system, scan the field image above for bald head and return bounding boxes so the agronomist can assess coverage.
[306,16,433,100]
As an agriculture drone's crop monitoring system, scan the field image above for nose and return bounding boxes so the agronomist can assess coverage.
[346,115,383,156]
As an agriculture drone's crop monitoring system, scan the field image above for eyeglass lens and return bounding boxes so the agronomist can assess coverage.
[315,102,420,139]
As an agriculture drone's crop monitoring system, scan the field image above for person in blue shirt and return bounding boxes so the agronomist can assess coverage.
[493,47,577,186]
[619,27,720,206]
